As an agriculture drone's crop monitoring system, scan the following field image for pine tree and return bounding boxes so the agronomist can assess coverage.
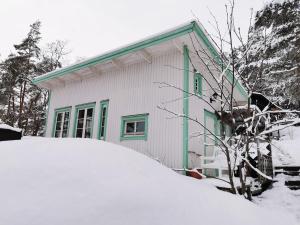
[0,21,68,135]
[238,0,300,108]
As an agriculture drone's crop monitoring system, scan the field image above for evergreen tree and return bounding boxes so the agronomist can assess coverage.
[238,0,300,108]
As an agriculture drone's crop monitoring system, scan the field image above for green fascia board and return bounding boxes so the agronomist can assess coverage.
[191,22,248,99]
[51,106,72,137]
[33,20,247,99]
[183,45,189,169]
[32,23,195,85]
[120,113,149,141]
[72,102,96,138]
[98,100,109,140]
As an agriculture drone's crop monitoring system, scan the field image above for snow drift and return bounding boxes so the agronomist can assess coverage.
[0,138,297,225]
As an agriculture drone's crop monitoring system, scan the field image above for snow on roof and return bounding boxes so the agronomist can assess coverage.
[0,124,22,133]
[0,137,297,225]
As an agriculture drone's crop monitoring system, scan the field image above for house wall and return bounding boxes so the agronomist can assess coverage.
[46,49,185,168]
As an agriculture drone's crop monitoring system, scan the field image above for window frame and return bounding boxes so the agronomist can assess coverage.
[73,102,96,138]
[120,113,149,141]
[98,100,109,140]
[194,72,202,96]
[52,106,72,138]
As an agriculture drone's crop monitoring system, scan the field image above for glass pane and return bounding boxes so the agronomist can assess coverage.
[57,112,63,122]
[86,118,92,128]
[56,121,61,131]
[85,128,91,138]
[136,121,145,133]
[62,129,68,137]
[76,129,83,138]
[77,118,84,129]
[54,130,60,138]
[78,109,85,119]
[64,112,69,120]
[102,107,106,118]
[100,126,105,137]
[87,108,93,117]
[125,122,135,133]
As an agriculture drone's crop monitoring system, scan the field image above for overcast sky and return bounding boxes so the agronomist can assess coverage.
[0,0,269,64]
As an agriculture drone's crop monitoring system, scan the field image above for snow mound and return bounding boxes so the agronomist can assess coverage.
[0,138,297,225]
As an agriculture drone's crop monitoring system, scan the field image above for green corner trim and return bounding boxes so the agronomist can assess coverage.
[51,106,72,137]
[44,90,51,137]
[72,102,96,138]
[120,113,149,141]
[98,100,109,140]
[183,45,189,169]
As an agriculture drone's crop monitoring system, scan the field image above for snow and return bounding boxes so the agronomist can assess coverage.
[272,126,300,166]
[254,174,300,222]
[0,123,22,133]
[0,137,297,225]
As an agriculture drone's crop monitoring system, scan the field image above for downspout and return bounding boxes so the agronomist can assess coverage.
[183,45,189,170]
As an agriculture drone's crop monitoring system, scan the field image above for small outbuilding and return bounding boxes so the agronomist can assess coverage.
[0,124,22,141]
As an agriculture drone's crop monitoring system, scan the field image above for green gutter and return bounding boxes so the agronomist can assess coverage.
[183,45,189,169]
[33,23,194,84]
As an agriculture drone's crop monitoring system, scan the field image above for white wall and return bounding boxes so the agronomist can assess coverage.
[47,49,185,168]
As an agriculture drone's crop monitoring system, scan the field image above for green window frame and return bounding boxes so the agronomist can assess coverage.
[52,106,72,138]
[204,109,220,158]
[194,72,202,96]
[120,113,149,141]
[73,102,96,138]
[98,100,109,140]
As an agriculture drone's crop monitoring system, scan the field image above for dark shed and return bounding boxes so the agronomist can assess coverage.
[0,124,22,141]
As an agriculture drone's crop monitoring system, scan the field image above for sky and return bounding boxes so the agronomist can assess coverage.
[0,0,269,64]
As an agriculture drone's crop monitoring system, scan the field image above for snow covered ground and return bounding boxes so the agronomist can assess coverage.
[253,126,300,223]
[272,126,300,166]
[0,137,297,225]
[254,174,300,222]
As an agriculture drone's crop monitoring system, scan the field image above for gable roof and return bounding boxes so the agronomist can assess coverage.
[33,20,248,99]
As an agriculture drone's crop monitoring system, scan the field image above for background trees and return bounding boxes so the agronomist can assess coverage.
[0,21,69,135]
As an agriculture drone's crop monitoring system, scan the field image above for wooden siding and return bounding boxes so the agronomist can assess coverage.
[46,49,184,168]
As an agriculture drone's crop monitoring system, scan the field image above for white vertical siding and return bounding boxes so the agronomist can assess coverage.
[46,49,184,168]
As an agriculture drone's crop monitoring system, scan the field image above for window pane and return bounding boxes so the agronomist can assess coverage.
[125,122,135,133]
[78,109,85,119]
[57,112,63,122]
[87,108,93,117]
[54,130,60,138]
[76,129,83,138]
[64,112,69,120]
[56,121,61,131]
[85,128,91,138]
[136,121,145,133]
[86,118,92,128]
[77,118,84,129]
[62,129,68,137]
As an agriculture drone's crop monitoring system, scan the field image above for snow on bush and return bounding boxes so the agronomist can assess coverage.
[0,138,297,225]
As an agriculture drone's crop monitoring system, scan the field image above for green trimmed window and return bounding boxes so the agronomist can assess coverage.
[73,102,95,138]
[98,100,109,140]
[53,107,71,138]
[120,114,148,141]
[194,72,202,96]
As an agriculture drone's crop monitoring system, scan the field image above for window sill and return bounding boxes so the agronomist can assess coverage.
[120,135,147,141]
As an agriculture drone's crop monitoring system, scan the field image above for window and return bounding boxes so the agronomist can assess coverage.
[98,100,109,140]
[120,114,149,141]
[194,72,202,96]
[73,102,95,138]
[53,107,71,138]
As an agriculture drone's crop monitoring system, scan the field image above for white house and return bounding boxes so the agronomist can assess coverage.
[33,21,248,175]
